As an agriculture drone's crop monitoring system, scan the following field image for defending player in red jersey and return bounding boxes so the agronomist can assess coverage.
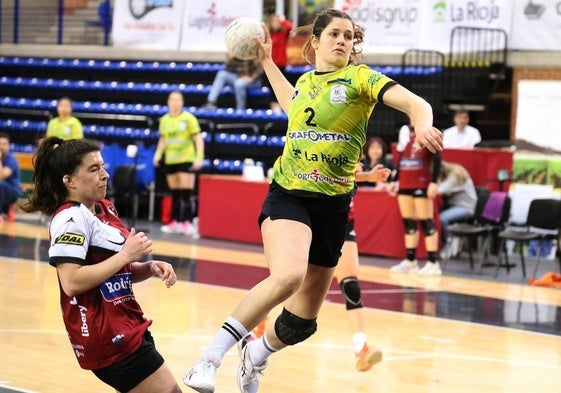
[20,137,181,393]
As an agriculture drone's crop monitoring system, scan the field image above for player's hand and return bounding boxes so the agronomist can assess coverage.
[415,126,443,153]
[254,22,273,62]
[152,156,160,168]
[121,227,152,262]
[364,164,391,183]
[192,158,204,171]
[427,182,439,200]
[149,260,177,288]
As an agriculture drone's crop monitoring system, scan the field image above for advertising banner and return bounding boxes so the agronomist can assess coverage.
[417,0,513,53]
[112,0,184,49]
[179,0,263,52]
[510,0,561,50]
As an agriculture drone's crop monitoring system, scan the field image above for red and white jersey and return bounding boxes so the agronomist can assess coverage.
[49,200,151,370]
[396,126,432,190]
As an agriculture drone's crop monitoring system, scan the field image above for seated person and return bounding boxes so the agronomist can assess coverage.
[443,109,481,149]
[359,136,395,191]
[46,96,84,140]
[201,55,263,111]
[437,161,477,259]
[0,133,22,223]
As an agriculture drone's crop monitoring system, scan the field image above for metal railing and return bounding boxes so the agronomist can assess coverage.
[0,0,111,45]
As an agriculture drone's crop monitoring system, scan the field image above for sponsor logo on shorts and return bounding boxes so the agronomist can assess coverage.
[55,232,85,246]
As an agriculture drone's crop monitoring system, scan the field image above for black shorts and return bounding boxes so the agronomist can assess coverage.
[92,330,164,393]
[345,219,356,242]
[165,162,193,174]
[398,188,428,197]
[258,182,351,268]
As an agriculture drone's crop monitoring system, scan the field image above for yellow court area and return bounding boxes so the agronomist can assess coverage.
[0,220,560,393]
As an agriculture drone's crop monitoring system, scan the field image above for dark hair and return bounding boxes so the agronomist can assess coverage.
[20,137,101,215]
[0,132,9,141]
[454,109,469,116]
[58,96,73,104]
[363,136,388,159]
[294,8,364,66]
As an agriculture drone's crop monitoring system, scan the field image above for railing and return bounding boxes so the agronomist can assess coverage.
[0,0,111,45]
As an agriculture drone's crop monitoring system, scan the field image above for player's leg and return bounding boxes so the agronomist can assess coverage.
[415,196,441,275]
[335,239,382,371]
[161,170,181,233]
[176,170,196,235]
[391,193,419,272]
[130,363,181,393]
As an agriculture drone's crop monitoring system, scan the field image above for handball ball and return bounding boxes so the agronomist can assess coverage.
[225,17,264,60]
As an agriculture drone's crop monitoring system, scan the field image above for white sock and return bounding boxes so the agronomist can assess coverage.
[248,334,278,366]
[352,332,367,353]
[203,316,248,365]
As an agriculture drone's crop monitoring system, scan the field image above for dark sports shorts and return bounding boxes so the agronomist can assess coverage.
[258,182,351,268]
[92,330,164,392]
[165,162,193,174]
[398,188,428,197]
[345,219,356,242]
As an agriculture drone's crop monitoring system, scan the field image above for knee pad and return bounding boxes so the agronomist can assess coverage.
[420,219,436,236]
[340,276,363,310]
[274,308,317,346]
[403,218,418,234]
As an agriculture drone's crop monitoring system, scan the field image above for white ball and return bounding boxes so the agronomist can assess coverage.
[224,17,264,60]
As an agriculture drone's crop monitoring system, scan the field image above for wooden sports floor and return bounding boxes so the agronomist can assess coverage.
[1,218,560,393]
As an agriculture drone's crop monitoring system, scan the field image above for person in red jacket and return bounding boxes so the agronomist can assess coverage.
[266,13,293,113]
[20,137,181,393]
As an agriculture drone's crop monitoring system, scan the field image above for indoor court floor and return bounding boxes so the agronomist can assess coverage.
[1,214,560,393]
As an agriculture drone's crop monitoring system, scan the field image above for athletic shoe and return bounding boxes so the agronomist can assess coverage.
[201,102,217,110]
[355,344,383,372]
[237,333,267,393]
[417,261,442,276]
[252,317,268,338]
[389,259,419,273]
[181,221,194,235]
[183,357,218,393]
[192,217,200,239]
[160,220,179,233]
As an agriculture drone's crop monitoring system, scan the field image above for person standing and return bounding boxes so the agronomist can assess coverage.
[201,56,263,111]
[46,96,84,140]
[184,8,442,393]
[19,137,180,393]
[442,109,481,149]
[154,91,205,235]
[266,13,293,113]
[0,133,22,223]
[390,123,442,275]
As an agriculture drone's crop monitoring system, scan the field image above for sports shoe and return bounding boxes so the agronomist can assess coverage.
[160,220,179,233]
[355,344,383,372]
[417,261,442,276]
[201,102,217,110]
[389,259,419,273]
[183,357,218,393]
[237,333,267,393]
[252,317,268,338]
[181,221,194,235]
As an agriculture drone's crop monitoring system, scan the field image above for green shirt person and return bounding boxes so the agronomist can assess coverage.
[46,97,84,140]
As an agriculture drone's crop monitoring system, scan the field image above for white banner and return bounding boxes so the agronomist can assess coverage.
[515,80,561,152]
[179,0,263,52]
[334,0,422,51]
[510,0,561,50]
[112,0,184,49]
[417,0,513,53]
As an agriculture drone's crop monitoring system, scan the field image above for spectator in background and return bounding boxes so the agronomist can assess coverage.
[442,109,481,149]
[153,91,205,235]
[0,133,22,224]
[201,56,263,111]
[266,13,293,113]
[437,161,477,259]
[390,122,442,276]
[359,136,395,191]
[46,96,84,140]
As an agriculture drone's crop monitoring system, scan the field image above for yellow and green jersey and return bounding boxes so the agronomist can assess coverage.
[46,116,83,140]
[159,111,201,164]
[273,64,396,197]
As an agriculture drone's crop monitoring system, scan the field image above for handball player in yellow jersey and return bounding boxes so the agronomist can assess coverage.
[184,8,442,393]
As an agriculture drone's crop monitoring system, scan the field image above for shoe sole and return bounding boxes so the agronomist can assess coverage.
[183,379,215,393]
[356,349,383,372]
